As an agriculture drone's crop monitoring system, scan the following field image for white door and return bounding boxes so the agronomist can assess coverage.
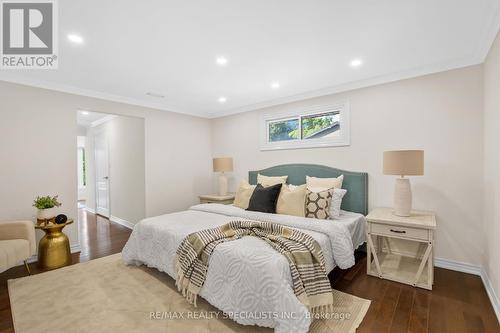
[94,132,110,217]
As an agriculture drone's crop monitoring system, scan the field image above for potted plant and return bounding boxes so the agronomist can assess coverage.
[33,195,62,221]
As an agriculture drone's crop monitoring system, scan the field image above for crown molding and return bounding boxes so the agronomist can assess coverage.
[0,74,203,118]
[0,56,488,122]
[473,0,500,63]
[206,56,480,118]
[90,114,118,128]
[0,5,498,120]
[207,4,500,119]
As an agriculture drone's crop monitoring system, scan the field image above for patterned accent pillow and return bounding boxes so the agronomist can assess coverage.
[330,188,347,219]
[305,188,334,219]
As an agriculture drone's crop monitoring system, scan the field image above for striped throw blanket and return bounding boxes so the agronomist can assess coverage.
[175,220,334,314]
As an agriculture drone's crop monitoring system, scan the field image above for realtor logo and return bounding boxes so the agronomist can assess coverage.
[1,0,58,69]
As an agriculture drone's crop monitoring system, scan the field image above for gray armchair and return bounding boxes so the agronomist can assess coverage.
[0,220,36,274]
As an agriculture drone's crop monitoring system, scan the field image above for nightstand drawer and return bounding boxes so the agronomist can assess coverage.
[199,194,235,205]
[370,223,429,241]
[200,198,234,204]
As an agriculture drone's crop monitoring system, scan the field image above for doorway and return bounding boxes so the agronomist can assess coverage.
[76,110,145,228]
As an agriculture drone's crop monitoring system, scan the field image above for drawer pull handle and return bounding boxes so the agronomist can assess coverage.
[390,229,406,234]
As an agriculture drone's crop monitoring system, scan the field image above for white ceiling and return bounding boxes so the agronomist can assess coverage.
[1,0,499,118]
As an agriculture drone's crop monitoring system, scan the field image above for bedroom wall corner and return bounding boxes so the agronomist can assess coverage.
[210,65,485,269]
[483,29,500,321]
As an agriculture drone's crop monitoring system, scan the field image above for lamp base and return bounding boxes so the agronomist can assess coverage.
[218,173,228,196]
[393,177,412,217]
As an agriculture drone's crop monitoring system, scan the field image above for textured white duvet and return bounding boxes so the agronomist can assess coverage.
[122,204,365,333]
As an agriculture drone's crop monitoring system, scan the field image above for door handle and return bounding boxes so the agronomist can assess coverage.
[103,176,109,180]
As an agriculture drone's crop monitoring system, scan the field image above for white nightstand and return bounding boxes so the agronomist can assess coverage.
[366,207,436,290]
[199,194,235,205]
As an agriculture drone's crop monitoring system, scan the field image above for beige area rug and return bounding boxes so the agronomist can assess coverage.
[9,254,370,333]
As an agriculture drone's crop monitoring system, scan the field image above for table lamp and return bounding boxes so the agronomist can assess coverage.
[213,157,233,196]
[383,150,424,217]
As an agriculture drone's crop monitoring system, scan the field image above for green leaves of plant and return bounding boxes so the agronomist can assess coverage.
[33,195,62,209]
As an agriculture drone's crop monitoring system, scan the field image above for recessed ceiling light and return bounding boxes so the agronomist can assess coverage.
[67,34,84,44]
[216,57,228,66]
[350,59,363,67]
[271,82,280,89]
[218,97,227,103]
[81,111,89,115]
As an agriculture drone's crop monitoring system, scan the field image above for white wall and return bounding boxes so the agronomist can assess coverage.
[483,31,500,313]
[211,65,484,266]
[77,125,87,136]
[86,115,146,225]
[0,80,213,249]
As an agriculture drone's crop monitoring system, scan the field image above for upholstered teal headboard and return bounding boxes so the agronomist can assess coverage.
[249,164,368,215]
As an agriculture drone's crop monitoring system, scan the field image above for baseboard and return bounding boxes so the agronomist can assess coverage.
[26,255,37,264]
[434,257,482,276]
[85,207,95,214]
[70,243,82,254]
[109,215,134,229]
[435,257,499,323]
[25,243,82,264]
[481,269,500,323]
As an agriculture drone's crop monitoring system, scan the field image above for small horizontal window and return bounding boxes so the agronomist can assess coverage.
[301,111,339,140]
[261,102,350,150]
[268,118,299,142]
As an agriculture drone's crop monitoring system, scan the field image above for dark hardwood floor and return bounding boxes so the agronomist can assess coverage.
[0,209,131,333]
[1,209,498,333]
[332,254,499,333]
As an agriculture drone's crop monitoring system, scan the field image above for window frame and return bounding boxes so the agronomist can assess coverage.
[260,101,350,151]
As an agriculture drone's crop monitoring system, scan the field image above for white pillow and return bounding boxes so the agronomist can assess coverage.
[306,175,344,190]
[330,188,347,219]
[257,174,288,187]
[308,187,347,219]
[233,181,256,209]
[276,184,307,217]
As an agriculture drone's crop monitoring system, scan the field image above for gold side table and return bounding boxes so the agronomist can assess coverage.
[35,219,73,270]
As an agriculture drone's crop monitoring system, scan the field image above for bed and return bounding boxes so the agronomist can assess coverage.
[122,164,368,333]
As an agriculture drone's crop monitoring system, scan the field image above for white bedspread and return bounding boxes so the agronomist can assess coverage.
[122,204,366,333]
